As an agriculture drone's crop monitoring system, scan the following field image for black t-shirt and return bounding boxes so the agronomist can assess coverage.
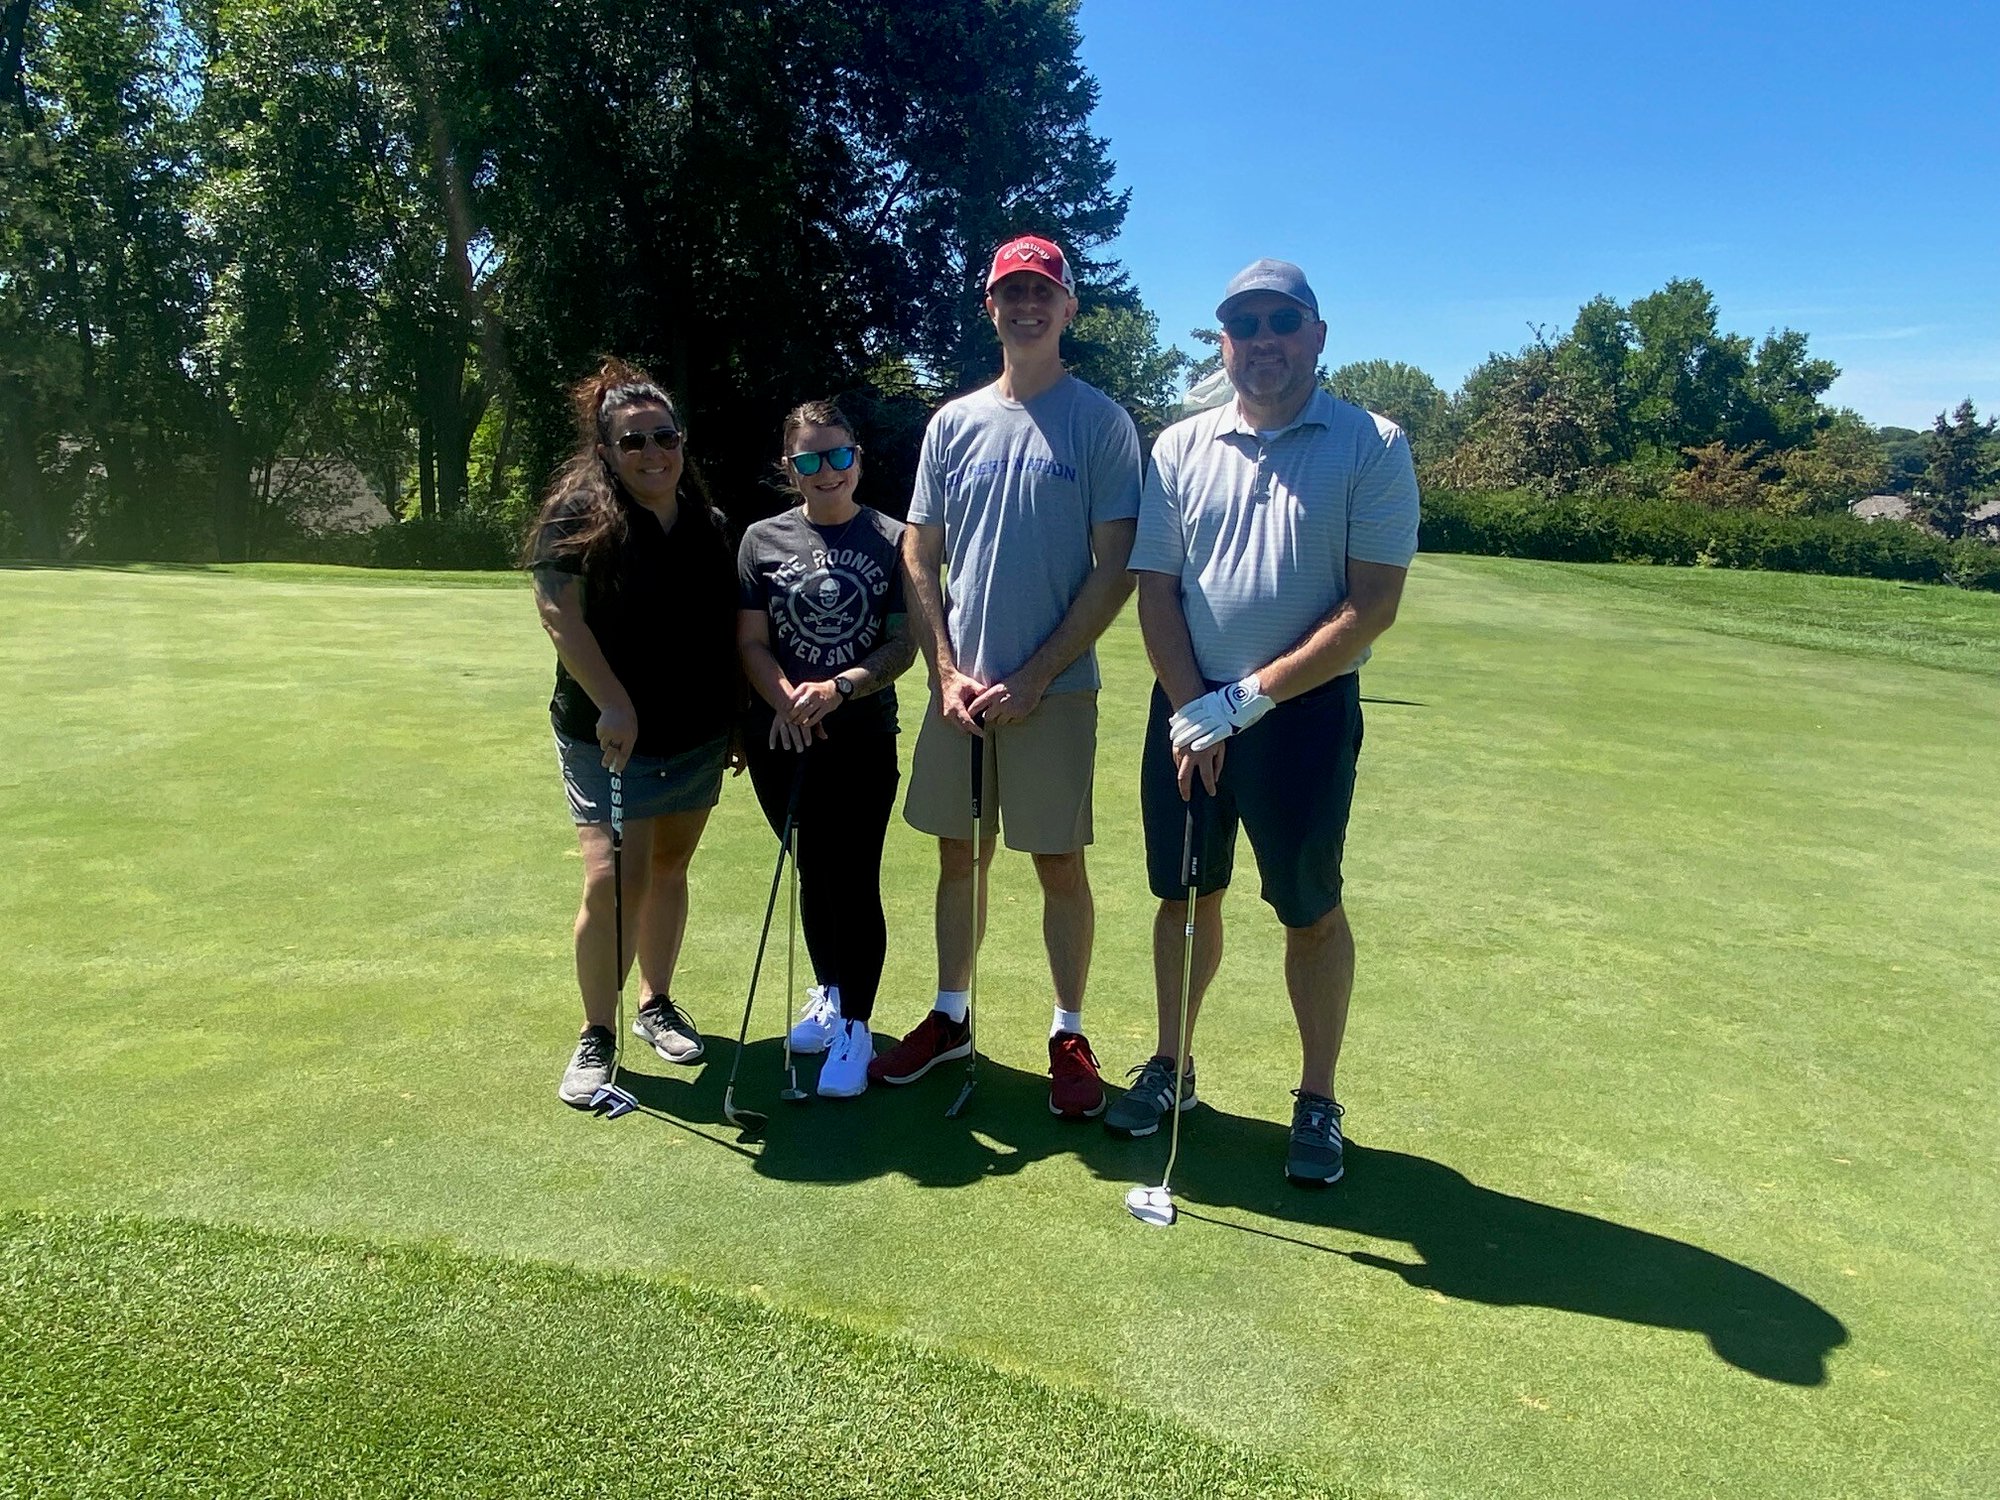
[530,488,740,756]
[736,505,905,737]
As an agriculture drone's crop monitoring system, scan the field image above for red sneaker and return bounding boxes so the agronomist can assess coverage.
[868,1010,972,1086]
[1049,1030,1106,1119]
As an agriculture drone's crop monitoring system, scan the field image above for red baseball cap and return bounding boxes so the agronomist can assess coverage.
[986,235,1075,295]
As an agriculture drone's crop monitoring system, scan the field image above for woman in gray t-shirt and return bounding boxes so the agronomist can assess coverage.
[736,401,917,1099]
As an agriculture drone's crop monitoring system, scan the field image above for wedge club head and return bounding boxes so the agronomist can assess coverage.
[1125,1183,1177,1227]
[590,1083,639,1120]
[721,1087,768,1133]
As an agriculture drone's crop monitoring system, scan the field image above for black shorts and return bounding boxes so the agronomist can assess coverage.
[1140,675,1364,928]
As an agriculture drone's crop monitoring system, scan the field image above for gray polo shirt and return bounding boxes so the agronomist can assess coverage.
[909,375,1142,694]
[1130,388,1419,682]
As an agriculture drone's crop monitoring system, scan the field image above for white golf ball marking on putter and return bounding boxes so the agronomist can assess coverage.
[1125,1185,1176,1227]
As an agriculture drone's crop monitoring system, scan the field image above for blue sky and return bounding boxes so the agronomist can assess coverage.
[1075,0,1997,429]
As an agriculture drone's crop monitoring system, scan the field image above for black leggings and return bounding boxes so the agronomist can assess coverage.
[743,726,899,1022]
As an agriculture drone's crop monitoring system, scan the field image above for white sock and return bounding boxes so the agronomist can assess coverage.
[933,990,970,1023]
[1051,1007,1084,1038]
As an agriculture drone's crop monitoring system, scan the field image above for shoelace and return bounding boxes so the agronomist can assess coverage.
[576,1032,614,1068]
[1292,1093,1343,1140]
[1125,1057,1184,1104]
[644,999,697,1034]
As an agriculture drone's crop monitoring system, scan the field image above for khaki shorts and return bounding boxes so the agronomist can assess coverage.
[904,690,1097,853]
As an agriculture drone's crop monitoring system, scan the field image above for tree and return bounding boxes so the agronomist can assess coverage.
[1325,360,1447,463]
[1768,411,1887,515]
[1910,399,1999,540]
[1429,341,1605,495]
[1065,303,1186,437]
[1667,441,1774,508]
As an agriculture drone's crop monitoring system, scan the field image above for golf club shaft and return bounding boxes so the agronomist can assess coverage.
[609,770,625,1091]
[782,816,799,1092]
[1160,793,1202,1194]
[724,756,809,1092]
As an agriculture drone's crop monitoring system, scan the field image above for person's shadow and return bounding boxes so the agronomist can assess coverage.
[620,1047,1847,1387]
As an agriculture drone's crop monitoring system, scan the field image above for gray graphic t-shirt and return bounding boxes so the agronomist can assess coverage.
[908,375,1142,695]
[737,505,905,736]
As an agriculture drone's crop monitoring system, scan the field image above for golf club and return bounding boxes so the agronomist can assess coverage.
[721,754,808,1131]
[589,769,639,1120]
[945,720,984,1119]
[778,814,807,1104]
[1126,787,1205,1226]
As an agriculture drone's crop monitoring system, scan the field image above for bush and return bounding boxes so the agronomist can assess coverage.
[1420,490,2000,592]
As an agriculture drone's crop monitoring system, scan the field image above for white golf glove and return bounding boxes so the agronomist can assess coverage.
[1168,674,1274,752]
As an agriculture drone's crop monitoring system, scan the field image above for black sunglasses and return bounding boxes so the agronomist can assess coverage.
[1222,307,1310,340]
[614,426,682,454]
[787,446,858,477]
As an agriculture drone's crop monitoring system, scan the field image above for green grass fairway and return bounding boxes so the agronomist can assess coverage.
[3,555,1996,1498]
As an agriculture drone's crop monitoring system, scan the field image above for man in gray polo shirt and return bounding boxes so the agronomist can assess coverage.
[1106,258,1419,1186]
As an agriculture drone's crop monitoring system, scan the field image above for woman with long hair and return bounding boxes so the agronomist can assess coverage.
[527,357,740,1107]
[736,400,916,1097]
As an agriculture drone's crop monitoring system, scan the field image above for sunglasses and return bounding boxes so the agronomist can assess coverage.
[1222,307,1310,340]
[614,426,682,454]
[787,446,858,476]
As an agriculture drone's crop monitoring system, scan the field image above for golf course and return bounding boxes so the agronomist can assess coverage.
[2,553,1994,1498]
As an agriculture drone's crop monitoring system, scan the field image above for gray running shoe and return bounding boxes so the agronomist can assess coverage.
[1286,1089,1345,1185]
[559,1026,616,1107]
[1102,1054,1196,1138]
[634,996,704,1064]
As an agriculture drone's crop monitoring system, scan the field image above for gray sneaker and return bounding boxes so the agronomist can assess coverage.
[634,996,704,1064]
[559,1027,616,1107]
[1286,1089,1345,1185]
[1103,1054,1196,1138]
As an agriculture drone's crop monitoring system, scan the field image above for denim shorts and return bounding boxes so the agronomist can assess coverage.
[555,730,729,826]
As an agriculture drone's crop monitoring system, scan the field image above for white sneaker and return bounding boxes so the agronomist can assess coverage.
[817,1018,872,1098]
[789,985,841,1055]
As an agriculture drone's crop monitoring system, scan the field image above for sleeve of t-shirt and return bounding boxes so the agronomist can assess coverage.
[907,416,948,527]
[1347,420,1421,569]
[1128,437,1185,577]
[527,492,589,574]
[1087,400,1143,526]
[735,526,765,611]
[880,520,907,615]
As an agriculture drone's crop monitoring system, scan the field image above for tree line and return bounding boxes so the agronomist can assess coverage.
[5,1,1993,564]
[1191,280,1998,544]
[1,0,1188,561]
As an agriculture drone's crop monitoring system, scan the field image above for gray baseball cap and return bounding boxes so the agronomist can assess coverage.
[1216,259,1320,321]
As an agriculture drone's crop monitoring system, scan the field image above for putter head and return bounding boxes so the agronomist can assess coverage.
[589,1084,639,1120]
[779,1087,809,1103]
[944,1078,976,1119]
[721,1087,768,1133]
[1125,1183,1177,1228]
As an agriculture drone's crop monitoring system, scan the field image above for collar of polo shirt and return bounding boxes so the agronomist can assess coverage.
[1223,385,1338,442]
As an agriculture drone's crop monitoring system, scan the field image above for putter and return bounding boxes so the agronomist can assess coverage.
[720,755,809,1131]
[1126,789,1206,1226]
[945,722,984,1119]
[777,815,808,1104]
[589,769,640,1120]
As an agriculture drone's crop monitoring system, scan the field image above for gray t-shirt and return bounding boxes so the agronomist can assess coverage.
[908,375,1142,694]
[1131,389,1420,682]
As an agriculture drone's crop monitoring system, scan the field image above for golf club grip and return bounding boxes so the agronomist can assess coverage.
[1180,785,1205,889]
[609,769,624,844]
[969,726,983,821]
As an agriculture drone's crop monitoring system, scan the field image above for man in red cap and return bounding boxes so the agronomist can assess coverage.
[875,234,1143,1119]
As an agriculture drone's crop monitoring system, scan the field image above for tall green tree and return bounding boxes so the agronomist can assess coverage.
[1911,399,1999,540]
[1325,360,1448,462]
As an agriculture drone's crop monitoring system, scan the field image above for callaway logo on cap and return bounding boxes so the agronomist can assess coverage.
[986,235,1075,295]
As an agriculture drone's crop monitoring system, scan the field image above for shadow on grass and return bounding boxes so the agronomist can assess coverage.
[619,1046,1847,1388]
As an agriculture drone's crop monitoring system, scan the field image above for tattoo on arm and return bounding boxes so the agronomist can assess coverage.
[847,613,917,697]
[531,565,579,612]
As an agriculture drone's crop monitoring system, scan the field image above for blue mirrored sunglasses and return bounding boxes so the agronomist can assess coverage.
[787,446,858,476]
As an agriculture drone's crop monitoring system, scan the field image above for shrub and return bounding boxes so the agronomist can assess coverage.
[1421,490,2000,592]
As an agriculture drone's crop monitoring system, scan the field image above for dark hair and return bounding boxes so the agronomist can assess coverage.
[773,398,859,489]
[521,356,718,570]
